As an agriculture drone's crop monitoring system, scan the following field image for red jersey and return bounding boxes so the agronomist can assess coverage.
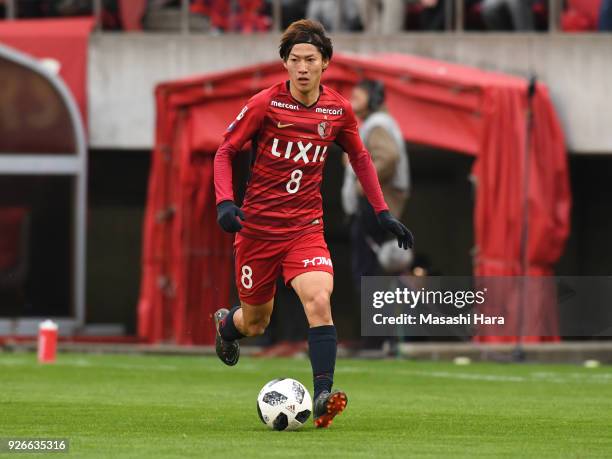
[214,81,388,240]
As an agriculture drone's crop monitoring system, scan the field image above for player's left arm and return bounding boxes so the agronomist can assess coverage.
[336,104,414,250]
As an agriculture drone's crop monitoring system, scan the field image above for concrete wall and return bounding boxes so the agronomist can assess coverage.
[89,33,612,153]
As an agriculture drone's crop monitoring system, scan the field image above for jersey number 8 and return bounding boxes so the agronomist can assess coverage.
[286,169,303,194]
[241,265,253,289]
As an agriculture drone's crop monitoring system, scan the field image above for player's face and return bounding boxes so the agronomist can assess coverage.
[351,86,369,119]
[284,44,328,97]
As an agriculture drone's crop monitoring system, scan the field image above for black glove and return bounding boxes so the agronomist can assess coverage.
[377,210,414,250]
[216,200,245,233]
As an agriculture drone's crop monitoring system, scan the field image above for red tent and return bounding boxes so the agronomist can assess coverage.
[138,53,571,345]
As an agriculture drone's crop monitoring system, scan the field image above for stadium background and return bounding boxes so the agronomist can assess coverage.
[2,2,612,457]
[1,0,612,348]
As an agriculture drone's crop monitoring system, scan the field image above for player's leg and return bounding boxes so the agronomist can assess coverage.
[283,231,347,428]
[214,299,273,365]
[291,270,335,394]
[217,298,274,342]
[291,271,348,428]
[232,300,274,336]
[214,234,280,366]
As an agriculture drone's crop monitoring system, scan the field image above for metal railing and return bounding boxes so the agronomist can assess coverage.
[0,0,570,34]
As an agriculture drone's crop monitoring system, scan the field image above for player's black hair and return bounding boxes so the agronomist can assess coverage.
[357,79,386,112]
[279,19,333,62]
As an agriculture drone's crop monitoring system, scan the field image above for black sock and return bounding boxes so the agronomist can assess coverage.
[219,306,245,341]
[308,325,337,400]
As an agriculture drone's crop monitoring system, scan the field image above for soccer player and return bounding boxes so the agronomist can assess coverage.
[213,19,413,428]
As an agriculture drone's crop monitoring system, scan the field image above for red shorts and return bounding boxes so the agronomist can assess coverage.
[233,231,334,305]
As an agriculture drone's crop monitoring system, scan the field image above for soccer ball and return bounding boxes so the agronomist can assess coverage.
[256,378,312,431]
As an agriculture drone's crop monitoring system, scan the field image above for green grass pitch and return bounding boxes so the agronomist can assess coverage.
[1,352,612,458]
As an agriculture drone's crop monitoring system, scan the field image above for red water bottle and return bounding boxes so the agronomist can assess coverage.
[38,320,58,364]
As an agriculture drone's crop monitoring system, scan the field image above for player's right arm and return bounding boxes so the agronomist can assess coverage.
[214,93,267,233]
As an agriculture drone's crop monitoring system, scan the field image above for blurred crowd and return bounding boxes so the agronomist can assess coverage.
[1,0,611,32]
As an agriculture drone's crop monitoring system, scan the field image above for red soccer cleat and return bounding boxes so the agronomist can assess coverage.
[313,390,348,428]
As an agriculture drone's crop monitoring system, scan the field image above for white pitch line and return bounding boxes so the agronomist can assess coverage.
[2,359,611,384]
[0,357,264,373]
[398,369,526,382]
[337,366,612,384]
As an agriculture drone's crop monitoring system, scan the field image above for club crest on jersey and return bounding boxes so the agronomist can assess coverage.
[317,121,331,139]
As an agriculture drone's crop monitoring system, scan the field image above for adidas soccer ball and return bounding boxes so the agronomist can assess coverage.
[256,378,312,431]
